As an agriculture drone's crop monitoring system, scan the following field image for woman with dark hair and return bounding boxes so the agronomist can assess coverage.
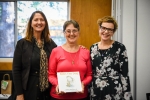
[48,19,92,100]
[12,11,57,100]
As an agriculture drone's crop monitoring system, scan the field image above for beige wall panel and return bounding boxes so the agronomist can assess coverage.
[70,0,111,49]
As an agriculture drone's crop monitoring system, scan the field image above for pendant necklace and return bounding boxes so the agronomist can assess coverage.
[98,42,109,57]
[100,49,108,56]
[69,53,77,65]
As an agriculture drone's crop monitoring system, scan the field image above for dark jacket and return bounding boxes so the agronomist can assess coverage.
[12,38,57,95]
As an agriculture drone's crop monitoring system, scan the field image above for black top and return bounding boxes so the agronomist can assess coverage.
[89,41,133,100]
[12,38,57,95]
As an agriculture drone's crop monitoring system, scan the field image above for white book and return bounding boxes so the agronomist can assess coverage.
[57,71,82,92]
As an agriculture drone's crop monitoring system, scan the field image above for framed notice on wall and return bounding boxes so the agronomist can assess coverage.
[57,71,82,92]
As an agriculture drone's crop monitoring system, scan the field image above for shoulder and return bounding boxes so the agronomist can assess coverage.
[113,41,127,50]
[16,38,29,46]
[50,46,63,59]
[80,48,90,53]
[14,38,32,52]
[46,38,57,47]
[17,38,26,43]
[114,41,126,47]
[90,42,98,49]
[79,48,90,58]
[52,46,62,52]
[90,42,99,52]
[91,42,99,47]
[50,38,57,46]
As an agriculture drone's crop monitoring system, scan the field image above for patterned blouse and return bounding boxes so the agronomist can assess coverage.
[89,41,133,100]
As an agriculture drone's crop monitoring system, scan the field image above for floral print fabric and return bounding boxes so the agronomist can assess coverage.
[89,41,133,100]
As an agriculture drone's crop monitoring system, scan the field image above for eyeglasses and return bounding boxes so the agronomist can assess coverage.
[65,29,78,34]
[100,26,114,33]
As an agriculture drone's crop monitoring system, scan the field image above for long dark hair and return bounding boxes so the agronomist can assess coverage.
[24,11,51,42]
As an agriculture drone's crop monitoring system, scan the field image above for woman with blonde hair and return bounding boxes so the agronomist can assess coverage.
[89,16,133,100]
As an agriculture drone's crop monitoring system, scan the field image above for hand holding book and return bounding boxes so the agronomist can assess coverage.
[55,85,66,95]
[76,82,84,93]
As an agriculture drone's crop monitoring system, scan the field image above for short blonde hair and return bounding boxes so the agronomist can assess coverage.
[97,16,118,32]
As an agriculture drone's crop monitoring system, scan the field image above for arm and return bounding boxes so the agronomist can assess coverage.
[81,50,92,86]
[12,40,24,95]
[119,45,132,99]
[48,48,58,86]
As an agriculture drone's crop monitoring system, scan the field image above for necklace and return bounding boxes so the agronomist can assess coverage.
[62,43,79,65]
[100,49,108,56]
[98,41,112,56]
[69,53,77,65]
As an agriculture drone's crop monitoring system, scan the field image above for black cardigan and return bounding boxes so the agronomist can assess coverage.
[12,38,57,95]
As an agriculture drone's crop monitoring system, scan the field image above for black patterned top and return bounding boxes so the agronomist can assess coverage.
[89,41,133,100]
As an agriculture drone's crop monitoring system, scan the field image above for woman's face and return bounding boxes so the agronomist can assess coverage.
[99,22,114,41]
[31,13,46,33]
[64,24,79,44]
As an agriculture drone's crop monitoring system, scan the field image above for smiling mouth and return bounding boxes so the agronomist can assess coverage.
[36,26,42,28]
[102,34,110,37]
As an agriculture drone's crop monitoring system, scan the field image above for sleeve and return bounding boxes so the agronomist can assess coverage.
[89,45,97,72]
[12,40,23,95]
[81,50,92,86]
[119,45,133,99]
[90,46,94,68]
[48,48,58,86]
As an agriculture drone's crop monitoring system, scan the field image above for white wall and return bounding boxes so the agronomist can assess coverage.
[122,0,136,99]
[136,0,150,100]
[112,0,150,100]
